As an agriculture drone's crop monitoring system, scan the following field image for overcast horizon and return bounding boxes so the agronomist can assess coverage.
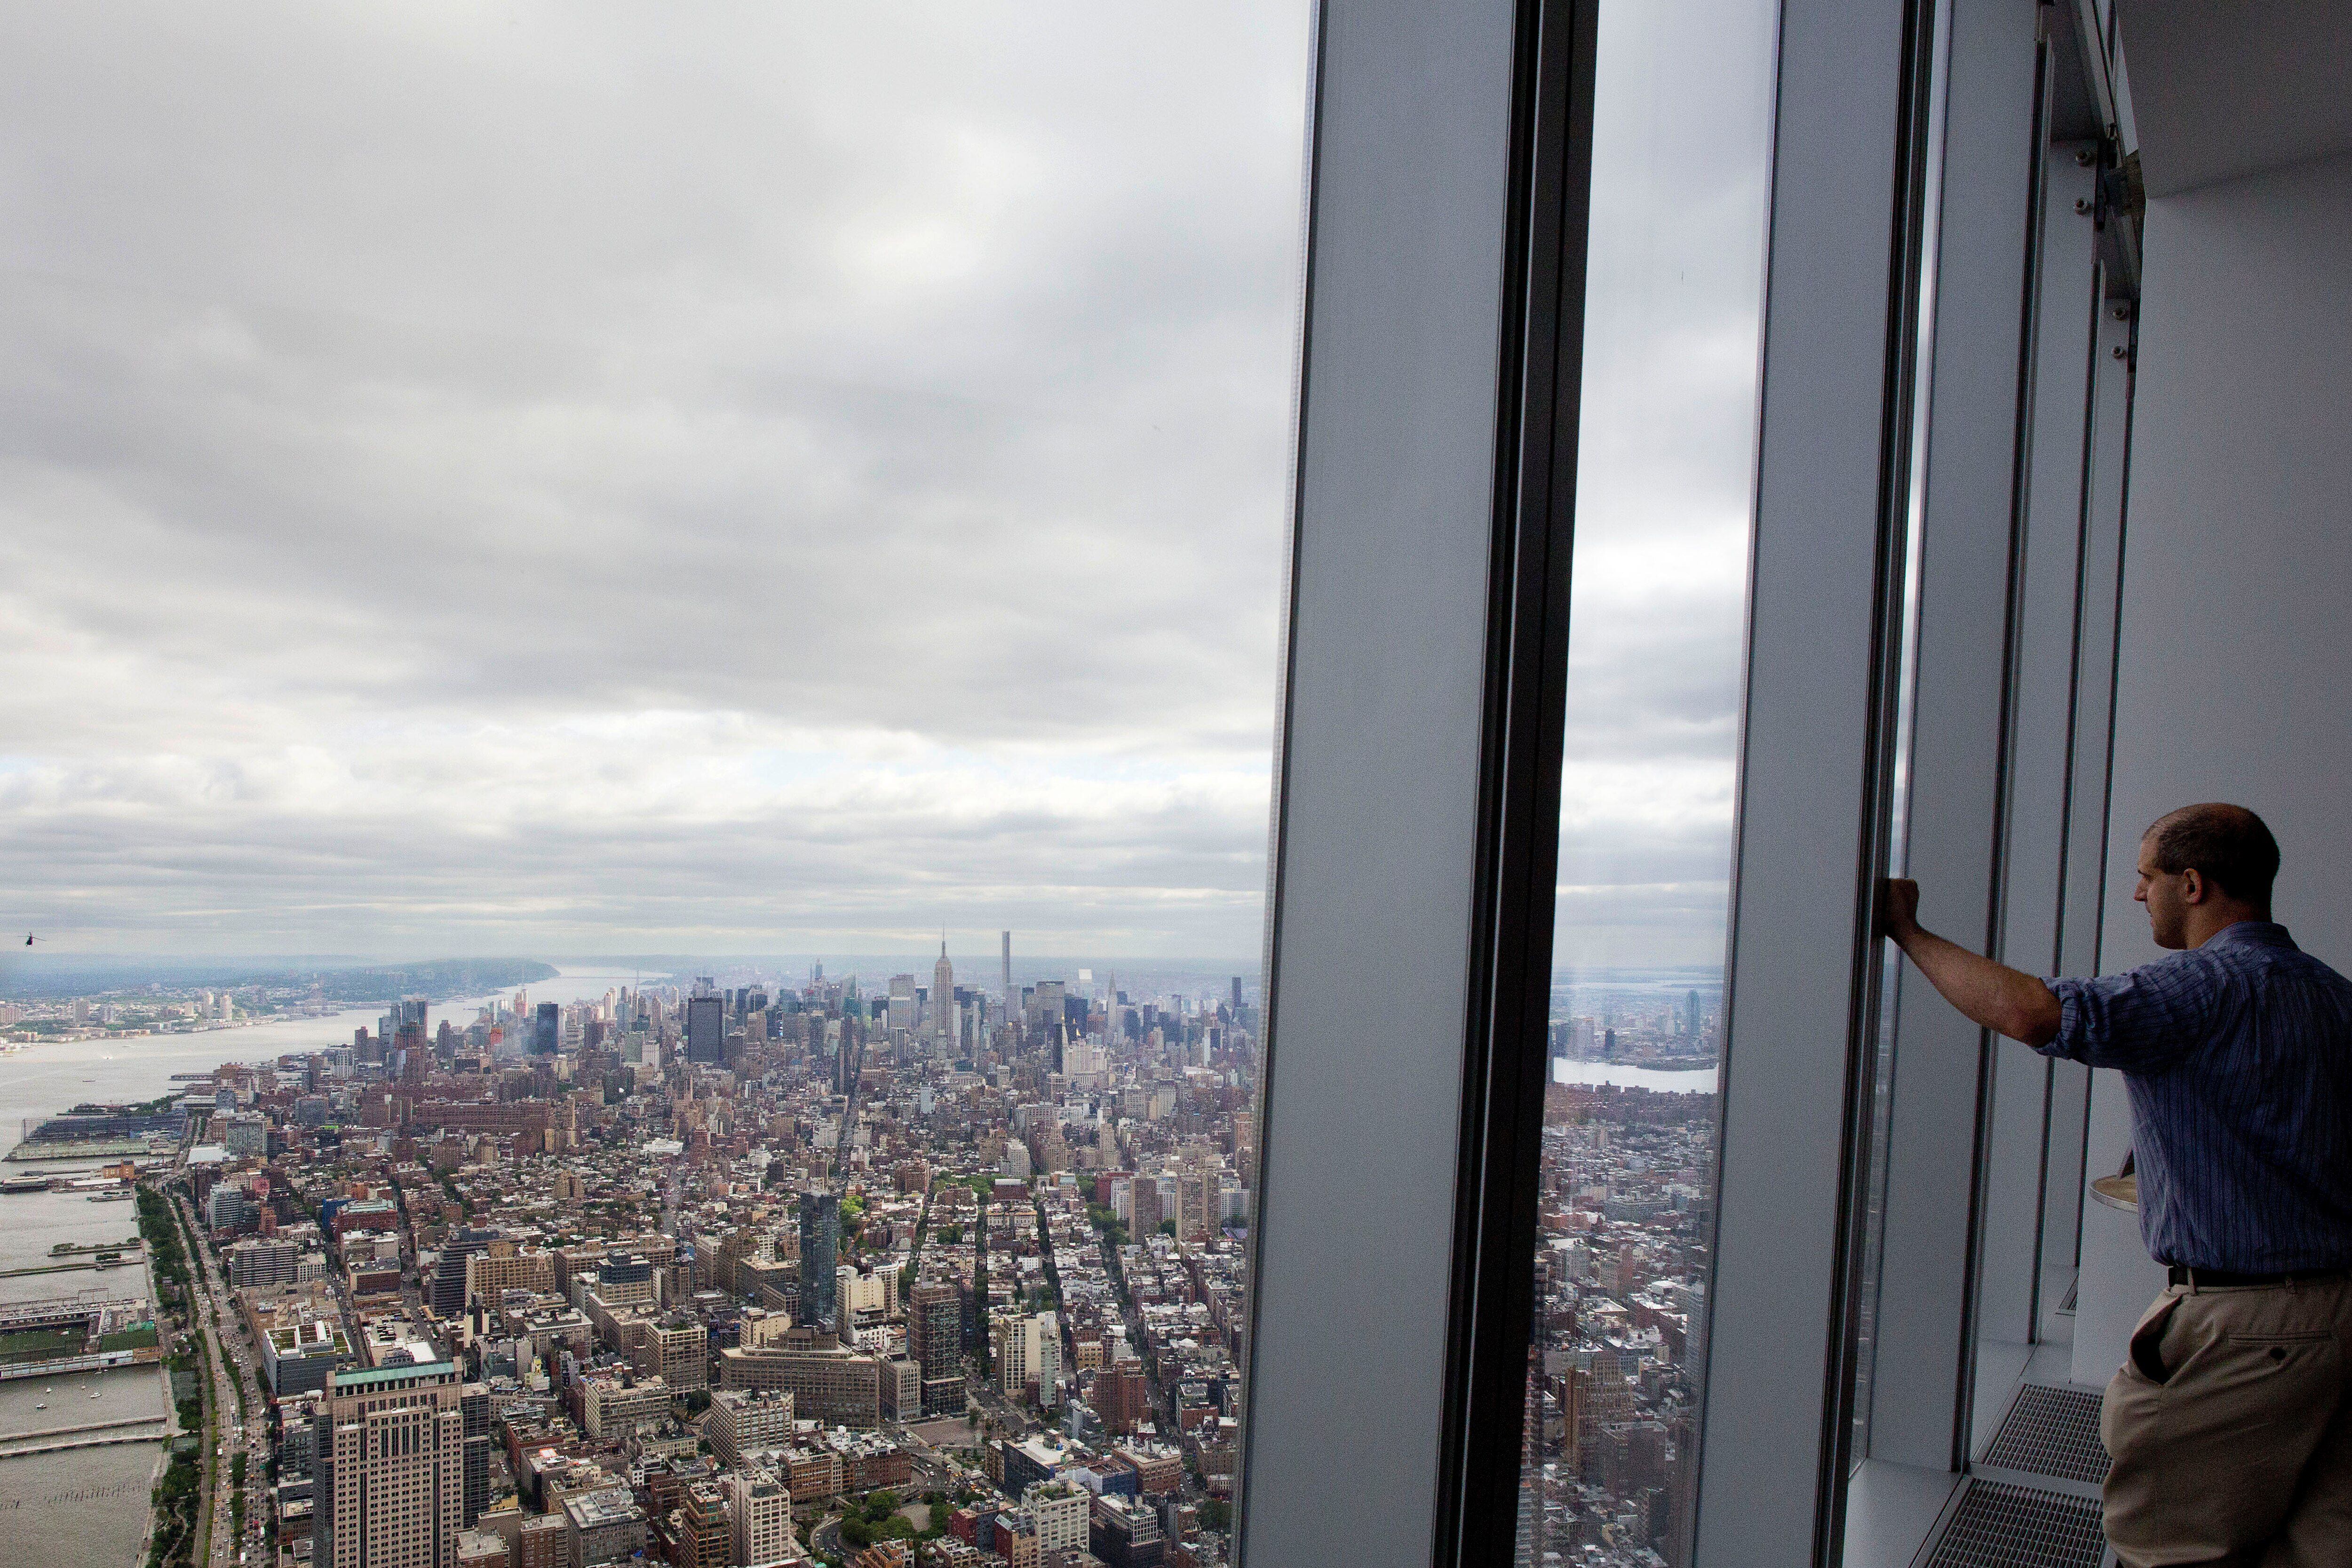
[0,2,1770,969]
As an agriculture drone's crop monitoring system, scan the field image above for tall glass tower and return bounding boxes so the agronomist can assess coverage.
[798,1190,840,1333]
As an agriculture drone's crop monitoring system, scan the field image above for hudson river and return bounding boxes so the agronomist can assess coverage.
[0,966,648,1567]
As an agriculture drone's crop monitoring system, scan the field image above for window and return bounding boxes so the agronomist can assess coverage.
[0,8,1309,1564]
[1520,1,1775,1561]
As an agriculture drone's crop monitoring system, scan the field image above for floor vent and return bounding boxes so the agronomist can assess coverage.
[1920,1479,2106,1568]
[1983,1385,2110,1484]
[2059,1277,2079,1313]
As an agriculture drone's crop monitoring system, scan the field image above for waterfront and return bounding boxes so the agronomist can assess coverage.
[1553,1058,1717,1094]
[0,1258,173,1568]
[0,967,656,1151]
[0,1185,150,1307]
[0,966,648,1566]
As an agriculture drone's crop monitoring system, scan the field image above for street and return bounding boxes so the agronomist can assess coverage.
[170,1187,273,1568]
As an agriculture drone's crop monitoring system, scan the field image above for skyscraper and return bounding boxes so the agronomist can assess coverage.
[911,1281,965,1416]
[526,1002,560,1056]
[459,1383,492,1528]
[396,1020,429,1085]
[934,941,955,1047]
[685,978,723,1066]
[1001,931,1013,1024]
[798,1191,840,1332]
[311,1361,465,1568]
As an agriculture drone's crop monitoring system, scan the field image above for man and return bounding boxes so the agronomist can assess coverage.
[1883,803,2352,1566]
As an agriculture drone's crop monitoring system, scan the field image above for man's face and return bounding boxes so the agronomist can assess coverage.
[2135,837,2192,949]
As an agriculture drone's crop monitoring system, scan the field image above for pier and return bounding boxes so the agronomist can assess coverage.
[0,1430,170,1458]
[0,1415,169,1447]
[0,1296,159,1382]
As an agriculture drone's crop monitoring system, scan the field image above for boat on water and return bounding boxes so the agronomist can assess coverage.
[87,1191,133,1203]
[0,1175,53,1194]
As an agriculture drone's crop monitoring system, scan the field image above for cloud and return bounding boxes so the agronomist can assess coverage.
[0,0,1772,967]
[1545,0,1776,970]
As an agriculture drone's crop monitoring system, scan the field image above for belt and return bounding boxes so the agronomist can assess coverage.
[2167,1263,2349,1289]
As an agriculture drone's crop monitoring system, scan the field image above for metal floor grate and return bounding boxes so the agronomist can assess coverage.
[1982,1385,2110,1484]
[1922,1480,2107,1568]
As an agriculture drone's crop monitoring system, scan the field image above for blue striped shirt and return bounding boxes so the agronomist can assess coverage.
[2043,921,2352,1273]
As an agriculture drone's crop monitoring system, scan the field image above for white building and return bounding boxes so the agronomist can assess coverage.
[725,1469,801,1567]
[1027,1481,1090,1557]
[705,1387,794,1467]
[991,1310,1061,1403]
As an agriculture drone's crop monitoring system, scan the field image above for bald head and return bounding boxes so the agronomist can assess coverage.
[2144,803,2280,914]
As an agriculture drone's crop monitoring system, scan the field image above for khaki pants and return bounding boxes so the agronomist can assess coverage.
[2103,1274,2352,1566]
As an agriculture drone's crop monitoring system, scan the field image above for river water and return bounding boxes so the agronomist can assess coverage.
[0,966,651,1564]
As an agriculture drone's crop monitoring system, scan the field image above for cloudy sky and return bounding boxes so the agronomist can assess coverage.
[0,2,1770,967]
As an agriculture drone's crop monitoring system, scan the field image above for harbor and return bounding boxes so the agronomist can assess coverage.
[0,970,628,1566]
[0,1177,172,1568]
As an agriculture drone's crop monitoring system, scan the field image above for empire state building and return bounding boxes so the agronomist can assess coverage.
[934,941,955,1047]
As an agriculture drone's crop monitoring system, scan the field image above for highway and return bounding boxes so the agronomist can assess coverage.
[171,1187,274,1568]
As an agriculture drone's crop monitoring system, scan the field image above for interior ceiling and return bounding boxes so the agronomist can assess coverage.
[2117,0,2352,197]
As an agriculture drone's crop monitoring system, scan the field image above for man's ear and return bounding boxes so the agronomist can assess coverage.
[2179,867,2208,905]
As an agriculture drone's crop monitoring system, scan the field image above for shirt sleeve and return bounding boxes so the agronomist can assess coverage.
[2042,955,2223,1072]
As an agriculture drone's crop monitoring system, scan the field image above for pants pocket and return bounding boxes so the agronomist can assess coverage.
[2223,1328,2334,1372]
[2129,1297,2182,1385]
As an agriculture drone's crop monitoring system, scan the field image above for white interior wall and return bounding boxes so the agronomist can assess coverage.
[2074,150,2352,1383]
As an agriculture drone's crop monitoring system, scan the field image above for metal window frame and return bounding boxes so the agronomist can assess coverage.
[1434,0,1600,1562]
[1692,0,1943,1560]
[1850,0,2051,1485]
[1237,3,1596,1564]
[1854,0,2146,1510]
[1242,0,2140,1564]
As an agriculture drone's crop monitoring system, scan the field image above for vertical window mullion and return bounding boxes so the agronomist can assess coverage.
[1434,1,1601,1562]
[1692,0,1943,1561]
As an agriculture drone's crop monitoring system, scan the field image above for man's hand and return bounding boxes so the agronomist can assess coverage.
[1880,877,1921,944]
[1877,876,2063,1048]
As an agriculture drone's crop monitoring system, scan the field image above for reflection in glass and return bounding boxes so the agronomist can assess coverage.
[1519,2,1774,1563]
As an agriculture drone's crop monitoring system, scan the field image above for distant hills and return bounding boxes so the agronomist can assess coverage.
[0,955,558,1003]
[303,958,560,1006]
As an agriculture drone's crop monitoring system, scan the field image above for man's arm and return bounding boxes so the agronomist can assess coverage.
[1880,878,2062,1048]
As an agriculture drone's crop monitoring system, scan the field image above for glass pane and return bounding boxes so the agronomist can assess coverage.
[1520,2,1775,1563]
[0,8,1308,1567]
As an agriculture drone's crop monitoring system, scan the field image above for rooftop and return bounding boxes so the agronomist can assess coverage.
[331,1361,456,1392]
